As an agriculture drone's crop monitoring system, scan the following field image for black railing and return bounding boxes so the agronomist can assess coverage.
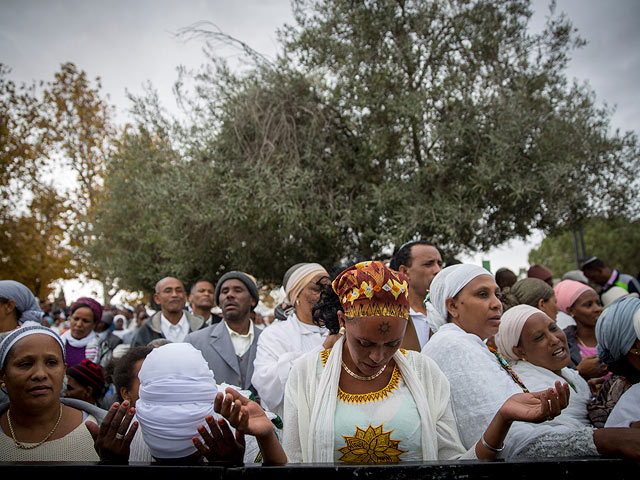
[1,458,638,479]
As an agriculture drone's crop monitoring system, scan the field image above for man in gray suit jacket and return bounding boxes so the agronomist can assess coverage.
[186,271,262,397]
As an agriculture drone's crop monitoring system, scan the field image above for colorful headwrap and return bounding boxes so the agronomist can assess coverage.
[70,297,103,324]
[332,261,409,320]
[66,359,106,397]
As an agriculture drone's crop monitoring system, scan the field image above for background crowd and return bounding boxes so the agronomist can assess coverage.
[0,245,639,463]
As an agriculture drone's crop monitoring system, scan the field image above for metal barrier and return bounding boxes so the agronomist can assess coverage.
[1,457,638,479]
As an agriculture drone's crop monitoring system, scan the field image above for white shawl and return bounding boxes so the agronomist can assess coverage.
[423,323,581,457]
[512,362,591,428]
[283,335,474,462]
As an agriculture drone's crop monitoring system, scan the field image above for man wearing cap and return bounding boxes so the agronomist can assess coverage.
[131,277,206,347]
[186,271,262,395]
[581,257,640,298]
[390,240,443,350]
[527,264,554,287]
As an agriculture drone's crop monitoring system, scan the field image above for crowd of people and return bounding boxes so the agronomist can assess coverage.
[0,246,639,464]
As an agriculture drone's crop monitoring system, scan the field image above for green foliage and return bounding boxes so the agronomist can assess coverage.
[91,0,639,292]
[284,0,638,251]
[528,216,640,277]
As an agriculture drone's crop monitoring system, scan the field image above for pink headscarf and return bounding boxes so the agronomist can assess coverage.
[554,280,595,314]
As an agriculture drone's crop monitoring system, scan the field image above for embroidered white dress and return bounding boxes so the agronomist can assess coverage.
[511,362,592,428]
[283,336,475,463]
[327,353,423,462]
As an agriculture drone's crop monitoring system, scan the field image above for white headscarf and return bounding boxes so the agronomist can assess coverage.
[495,305,542,363]
[425,264,492,333]
[135,343,219,459]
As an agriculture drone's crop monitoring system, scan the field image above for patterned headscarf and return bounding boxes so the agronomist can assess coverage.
[332,261,409,320]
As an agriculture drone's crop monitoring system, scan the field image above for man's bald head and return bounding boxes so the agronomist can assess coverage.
[153,277,187,316]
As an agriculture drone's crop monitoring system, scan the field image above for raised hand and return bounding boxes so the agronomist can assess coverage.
[86,401,138,464]
[577,355,607,379]
[192,414,244,466]
[215,387,274,439]
[499,381,570,424]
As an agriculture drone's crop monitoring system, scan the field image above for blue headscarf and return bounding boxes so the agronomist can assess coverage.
[596,297,640,365]
[0,280,43,325]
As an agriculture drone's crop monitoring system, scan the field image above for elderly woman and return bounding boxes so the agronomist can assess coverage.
[422,264,577,458]
[61,297,103,367]
[0,281,43,337]
[554,280,606,379]
[502,278,558,321]
[494,304,640,458]
[591,297,640,428]
[284,261,567,464]
[0,322,101,460]
[252,263,341,416]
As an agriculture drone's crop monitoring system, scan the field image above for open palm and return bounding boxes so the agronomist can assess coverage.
[500,381,570,424]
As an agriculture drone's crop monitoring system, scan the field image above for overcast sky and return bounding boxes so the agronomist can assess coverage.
[1,0,638,294]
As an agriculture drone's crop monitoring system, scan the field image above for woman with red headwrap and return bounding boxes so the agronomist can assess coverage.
[283,261,568,464]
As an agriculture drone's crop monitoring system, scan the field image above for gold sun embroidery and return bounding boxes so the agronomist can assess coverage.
[337,424,406,464]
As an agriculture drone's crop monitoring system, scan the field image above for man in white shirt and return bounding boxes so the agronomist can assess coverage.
[131,277,205,346]
[390,240,443,350]
[186,271,262,396]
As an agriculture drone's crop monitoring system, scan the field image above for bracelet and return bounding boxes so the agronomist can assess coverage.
[480,433,504,453]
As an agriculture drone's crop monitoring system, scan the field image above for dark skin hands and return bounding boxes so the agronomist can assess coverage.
[499,381,570,423]
[86,401,138,464]
[192,414,245,465]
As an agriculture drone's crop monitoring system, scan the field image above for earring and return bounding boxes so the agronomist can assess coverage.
[521,357,527,362]
[339,326,346,335]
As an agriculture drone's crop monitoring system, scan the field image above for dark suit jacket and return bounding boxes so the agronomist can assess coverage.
[186,320,262,393]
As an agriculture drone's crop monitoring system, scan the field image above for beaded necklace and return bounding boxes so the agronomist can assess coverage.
[488,347,529,393]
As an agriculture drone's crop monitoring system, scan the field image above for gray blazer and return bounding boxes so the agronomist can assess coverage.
[186,320,261,393]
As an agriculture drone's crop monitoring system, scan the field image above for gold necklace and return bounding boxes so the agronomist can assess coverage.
[7,404,63,449]
[341,360,387,381]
